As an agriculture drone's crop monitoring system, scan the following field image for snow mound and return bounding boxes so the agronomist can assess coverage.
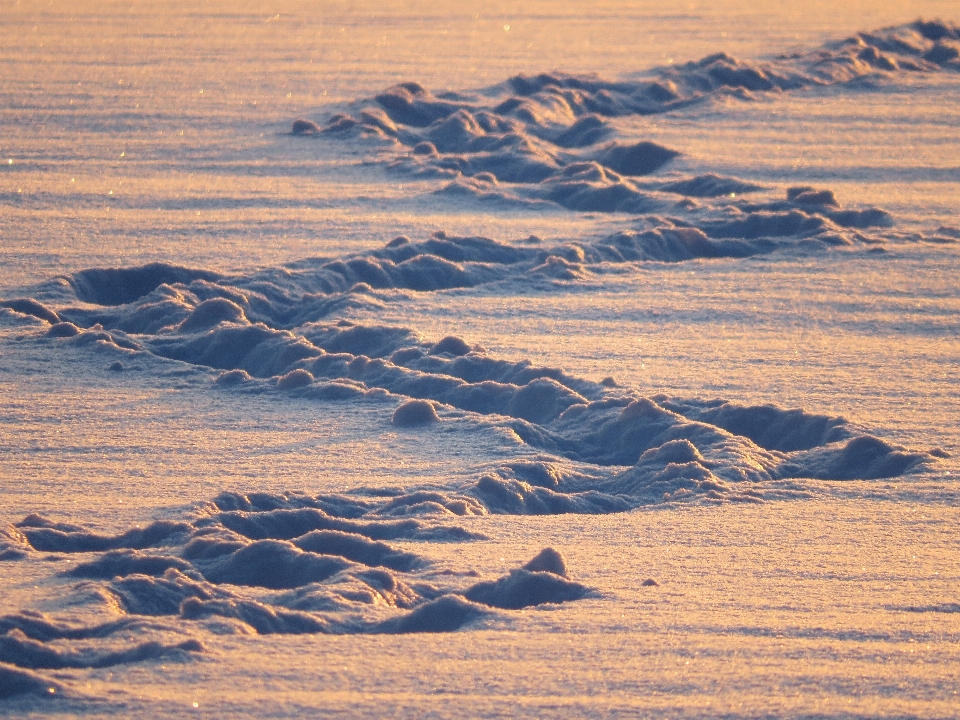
[393,399,441,426]
[372,595,491,634]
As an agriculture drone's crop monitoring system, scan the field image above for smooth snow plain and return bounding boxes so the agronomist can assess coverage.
[1,2,959,717]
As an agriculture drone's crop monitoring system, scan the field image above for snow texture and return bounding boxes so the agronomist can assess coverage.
[0,531,586,659]
[0,16,956,706]
[307,21,958,218]
[1,232,935,525]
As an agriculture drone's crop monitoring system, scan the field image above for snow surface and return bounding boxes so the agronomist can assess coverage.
[1,1,959,717]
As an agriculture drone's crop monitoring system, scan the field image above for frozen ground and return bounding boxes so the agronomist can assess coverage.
[1,2,959,717]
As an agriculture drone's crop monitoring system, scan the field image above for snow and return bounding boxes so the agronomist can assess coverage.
[1,1,959,716]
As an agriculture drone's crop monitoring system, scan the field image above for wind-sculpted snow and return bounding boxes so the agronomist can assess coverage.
[299,20,959,215]
[2,297,937,671]
[0,663,60,700]
[6,229,944,514]
[2,498,590,666]
[0,630,204,671]
[0,607,201,678]
[5,424,596,650]
[4,248,935,515]
[16,514,191,553]
[47,206,892,345]
[4,19,951,675]
[1,284,942,683]
[1,525,30,561]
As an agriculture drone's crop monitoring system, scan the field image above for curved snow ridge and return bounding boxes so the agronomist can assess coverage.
[165,334,932,477]
[0,662,61,700]
[7,292,936,496]
[4,506,593,645]
[46,206,890,323]
[5,498,595,668]
[0,604,204,672]
[433,175,893,229]
[297,20,959,210]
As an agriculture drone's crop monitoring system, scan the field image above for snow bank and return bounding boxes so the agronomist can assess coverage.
[392,399,441,426]
[372,595,491,634]
[66,550,195,579]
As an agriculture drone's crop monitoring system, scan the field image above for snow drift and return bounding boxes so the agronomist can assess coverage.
[301,21,959,216]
